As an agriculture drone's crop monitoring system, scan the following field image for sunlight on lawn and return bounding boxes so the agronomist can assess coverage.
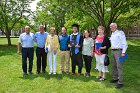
[0,38,140,93]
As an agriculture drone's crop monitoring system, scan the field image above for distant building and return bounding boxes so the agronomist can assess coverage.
[123,25,140,37]
[0,28,24,36]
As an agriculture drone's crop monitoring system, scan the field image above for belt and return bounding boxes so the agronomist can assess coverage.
[112,48,122,51]
[22,47,33,49]
[60,49,69,51]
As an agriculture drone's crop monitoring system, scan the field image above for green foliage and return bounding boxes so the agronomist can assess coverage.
[0,0,34,45]
[35,0,140,35]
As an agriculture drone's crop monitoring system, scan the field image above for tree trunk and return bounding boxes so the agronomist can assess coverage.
[6,30,12,46]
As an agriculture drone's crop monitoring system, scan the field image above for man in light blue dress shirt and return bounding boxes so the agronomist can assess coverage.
[35,25,48,74]
[17,26,35,75]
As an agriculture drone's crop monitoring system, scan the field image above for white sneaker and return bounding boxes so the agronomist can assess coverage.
[53,72,56,75]
[49,72,52,75]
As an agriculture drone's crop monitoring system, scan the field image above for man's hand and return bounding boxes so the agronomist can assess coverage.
[75,44,80,48]
[17,42,21,55]
[121,53,125,57]
[17,50,20,55]
[68,44,72,48]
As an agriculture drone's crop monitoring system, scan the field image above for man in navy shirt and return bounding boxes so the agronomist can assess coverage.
[35,25,48,74]
[59,27,70,74]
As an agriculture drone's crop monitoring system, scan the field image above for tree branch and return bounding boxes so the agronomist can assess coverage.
[0,27,6,35]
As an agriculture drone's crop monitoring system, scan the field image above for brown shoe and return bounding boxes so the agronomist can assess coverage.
[77,73,81,76]
[66,71,69,74]
[71,73,75,75]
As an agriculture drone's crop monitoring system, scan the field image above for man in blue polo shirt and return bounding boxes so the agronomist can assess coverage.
[35,25,48,74]
[17,26,35,75]
[59,27,70,74]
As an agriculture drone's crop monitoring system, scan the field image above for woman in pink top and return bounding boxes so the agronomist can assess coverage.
[94,26,111,81]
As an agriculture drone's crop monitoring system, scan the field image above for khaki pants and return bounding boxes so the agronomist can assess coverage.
[112,50,123,84]
[60,51,70,72]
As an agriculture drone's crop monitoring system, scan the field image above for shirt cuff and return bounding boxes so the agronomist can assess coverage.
[122,49,126,54]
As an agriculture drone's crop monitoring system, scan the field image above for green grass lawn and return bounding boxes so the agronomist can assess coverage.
[0,38,140,93]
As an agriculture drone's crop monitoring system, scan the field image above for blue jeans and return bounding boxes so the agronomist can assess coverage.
[22,47,34,73]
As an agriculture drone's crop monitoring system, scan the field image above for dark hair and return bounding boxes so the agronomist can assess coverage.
[84,30,91,38]
[72,24,80,30]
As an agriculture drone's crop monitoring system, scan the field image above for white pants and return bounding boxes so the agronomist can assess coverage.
[48,52,57,73]
[95,54,109,73]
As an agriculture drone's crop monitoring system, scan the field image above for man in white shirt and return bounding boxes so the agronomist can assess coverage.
[110,23,128,89]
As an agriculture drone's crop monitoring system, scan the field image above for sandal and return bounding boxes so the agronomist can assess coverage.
[99,77,106,81]
[96,76,102,80]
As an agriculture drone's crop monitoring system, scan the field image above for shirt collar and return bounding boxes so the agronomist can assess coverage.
[73,32,78,35]
[112,29,119,34]
[114,29,119,32]
[39,31,45,34]
[25,32,30,35]
[62,34,67,36]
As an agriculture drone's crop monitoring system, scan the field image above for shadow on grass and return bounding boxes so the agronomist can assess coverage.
[18,72,63,80]
[0,45,38,57]
[0,45,17,57]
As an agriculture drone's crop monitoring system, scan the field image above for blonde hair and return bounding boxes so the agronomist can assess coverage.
[25,26,30,29]
[98,26,105,31]
[50,27,56,31]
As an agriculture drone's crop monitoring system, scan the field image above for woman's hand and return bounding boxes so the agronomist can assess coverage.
[54,50,57,55]
[100,46,106,49]
[91,52,94,57]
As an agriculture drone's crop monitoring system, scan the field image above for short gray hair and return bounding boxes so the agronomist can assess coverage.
[110,23,117,28]
[39,25,45,28]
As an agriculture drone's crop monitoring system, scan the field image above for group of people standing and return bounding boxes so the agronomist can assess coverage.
[17,23,128,89]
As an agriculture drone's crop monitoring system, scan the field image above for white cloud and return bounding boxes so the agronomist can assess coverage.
[30,0,40,11]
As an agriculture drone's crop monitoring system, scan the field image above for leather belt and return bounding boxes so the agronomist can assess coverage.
[112,48,122,51]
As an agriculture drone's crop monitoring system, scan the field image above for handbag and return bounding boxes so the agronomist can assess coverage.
[104,55,110,66]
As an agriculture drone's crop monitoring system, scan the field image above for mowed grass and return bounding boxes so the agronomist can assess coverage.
[0,38,140,93]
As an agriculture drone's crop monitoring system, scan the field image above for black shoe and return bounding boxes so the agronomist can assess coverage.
[110,79,119,83]
[85,73,90,77]
[29,72,33,75]
[23,72,28,75]
[36,72,40,74]
[97,76,102,80]
[42,71,46,74]
[116,84,124,89]
[61,71,65,74]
